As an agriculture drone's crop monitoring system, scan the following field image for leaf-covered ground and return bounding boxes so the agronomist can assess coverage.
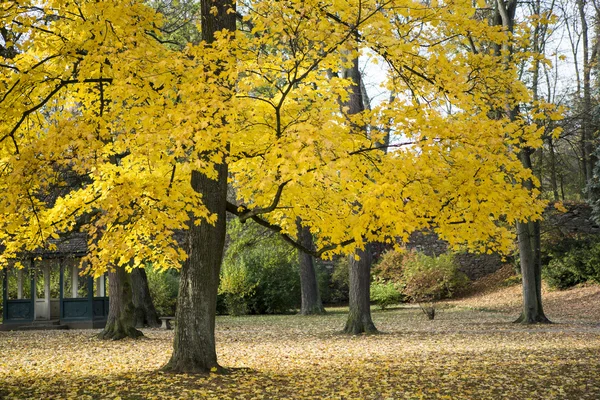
[2,286,600,399]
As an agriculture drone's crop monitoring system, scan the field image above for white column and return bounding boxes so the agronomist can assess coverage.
[17,269,23,299]
[32,268,36,320]
[71,264,79,298]
[43,264,50,320]
[95,275,105,297]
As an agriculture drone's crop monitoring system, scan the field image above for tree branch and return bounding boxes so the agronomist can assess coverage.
[226,201,356,257]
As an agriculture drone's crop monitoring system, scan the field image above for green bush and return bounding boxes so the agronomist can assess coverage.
[243,250,300,314]
[402,252,469,303]
[325,257,349,304]
[314,259,334,305]
[219,257,257,316]
[220,219,301,315]
[370,279,403,310]
[543,240,600,289]
[146,266,179,316]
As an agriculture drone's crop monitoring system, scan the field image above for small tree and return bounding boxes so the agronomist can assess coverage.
[402,252,469,320]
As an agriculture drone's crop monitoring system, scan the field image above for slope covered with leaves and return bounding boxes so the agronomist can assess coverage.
[448,264,600,322]
[1,301,599,399]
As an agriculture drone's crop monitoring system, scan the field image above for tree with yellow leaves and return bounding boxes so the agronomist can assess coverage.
[1,0,546,372]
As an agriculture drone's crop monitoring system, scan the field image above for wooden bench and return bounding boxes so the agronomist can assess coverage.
[159,317,175,330]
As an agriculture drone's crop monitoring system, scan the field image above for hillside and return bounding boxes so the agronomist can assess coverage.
[447,264,600,323]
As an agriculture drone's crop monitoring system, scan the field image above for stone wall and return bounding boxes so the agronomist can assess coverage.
[542,202,600,236]
[405,231,506,281]
[403,202,600,281]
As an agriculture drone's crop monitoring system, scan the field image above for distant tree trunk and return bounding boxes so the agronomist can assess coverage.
[493,0,550,324]
[578,0,594,185]
[343,244,376,334]
[548,136,560,201]
[131,268,160,328]
[162,0,234,374]
[296,220,325,315]
[98,265,143,340]
[340,49,378,334]
[514,220,549,323]
[514,151,550,324]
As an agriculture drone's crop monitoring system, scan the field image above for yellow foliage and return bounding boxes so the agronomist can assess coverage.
[0,0,549,273]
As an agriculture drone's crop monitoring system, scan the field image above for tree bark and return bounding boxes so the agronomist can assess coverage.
[514,151,550,324]
[578,0,594,185]
[548,136,560,201]
[163,0,234,374]
[131,268,160,328]
[514,220,550,323]
[343,244,377,334]
[296,220,325,315]
[163,165,229,373]
[97,265,143,340]
[340,50,378,334]
[493,0,550,324]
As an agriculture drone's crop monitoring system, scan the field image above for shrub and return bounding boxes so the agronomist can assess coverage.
[374,250,405,282]
[243,250,301,314]
[325,257,350,304]
[543,239,600,289]
[146,266,179,316]
[219,258,257,316]
[220,219,301,315]
[401,252,469,303]
[370,279,403,310]
[314,259,334,304]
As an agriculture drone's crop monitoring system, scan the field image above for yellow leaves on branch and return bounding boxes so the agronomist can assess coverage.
[0,0,550,272]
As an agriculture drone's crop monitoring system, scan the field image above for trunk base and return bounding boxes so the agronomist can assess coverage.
[97,321,143,340]
[343,316,378,335]
[134,307,161,328]
[513,312,552,324]
[300,304,326,316]
[162,359,223,375]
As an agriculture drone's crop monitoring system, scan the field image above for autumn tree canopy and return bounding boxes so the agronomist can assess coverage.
[1,0,548,275]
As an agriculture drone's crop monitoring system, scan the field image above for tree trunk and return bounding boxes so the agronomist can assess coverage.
[340,50,377,334]
[578,0,594,185]
[548,136,560,201]
[296,220,325,315]
[343,244,377,334]
[131,268,160,328]
[163,165,228,373]
[514,220,550,323]
[97,265,143,340]
[162,0,234,375]
[493,0,549,324]
[514,150,550,324]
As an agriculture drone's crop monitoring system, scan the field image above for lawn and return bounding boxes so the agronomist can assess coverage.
[1,300,599,399]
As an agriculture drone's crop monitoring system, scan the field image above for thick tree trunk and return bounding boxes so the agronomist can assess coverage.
[163,165,228,373]
[296,221,325,315]
[162,0,234,375]
[131,268,160,328]
[97,266,143,340]
[344,244,377,334]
